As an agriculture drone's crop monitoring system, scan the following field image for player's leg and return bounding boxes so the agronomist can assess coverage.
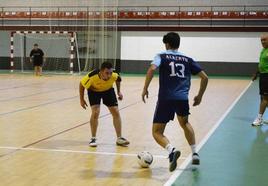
[176,100,200,165]
[103,88,129,146]
[34,66,38,76]
[177,116,195,146]
[153,100,181,172]
[39,66,42,76]
[108,106,129,146]
[177,115,200,165]
[87,90,101,147]
[36,66,40,76]
[260,95,268,114]
[90,105,100,138]
[262,95,268,124]
[152,123,168,148]
[254,95,268,125]
[89,105,100,147]
[253,74,268,126]
[108,106,122,137]
[33,61,38,76]
[153,123,181,171]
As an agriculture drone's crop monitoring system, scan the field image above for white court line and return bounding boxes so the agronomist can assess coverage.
[164,81,253,186]
[0,146,187,160]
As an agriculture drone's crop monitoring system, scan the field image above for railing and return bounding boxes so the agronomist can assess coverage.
[0,6,268,28]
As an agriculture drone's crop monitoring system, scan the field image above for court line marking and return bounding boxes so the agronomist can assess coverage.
[0,78,196,160]
[0,83,40,91]
[0,99,148,158]
[0,95,78,116]
[0,87,65,102]
[164,81,253,186]
[0,79,202,158]
[0,88,157,117]
[0,146,188,160]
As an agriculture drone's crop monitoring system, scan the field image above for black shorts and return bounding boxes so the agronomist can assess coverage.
[259,73,268,96]
[153,100,190,124]
[87,88,118,107]
[33,61,43,67]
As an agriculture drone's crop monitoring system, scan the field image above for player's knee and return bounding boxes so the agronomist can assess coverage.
[178,118,188,128]
[91,110,100,119]
[91,114,99,120]
[111,110,120,118]
[263,96,268,102]
[179,121,188,129]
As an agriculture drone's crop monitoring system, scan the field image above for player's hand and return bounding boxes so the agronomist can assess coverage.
[118,92,123,101]
[252,73,258,81]
[80,99,88,109]
[142,89,149,103]
[193,95,202,106]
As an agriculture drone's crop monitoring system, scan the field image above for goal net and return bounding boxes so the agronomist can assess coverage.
[11,31,76,74]
[75,3,119,74]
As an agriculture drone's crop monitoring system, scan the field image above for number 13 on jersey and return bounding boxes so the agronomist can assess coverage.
[169,61,185,78]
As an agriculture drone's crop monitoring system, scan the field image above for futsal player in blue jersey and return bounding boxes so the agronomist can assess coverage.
[142,32,208,172]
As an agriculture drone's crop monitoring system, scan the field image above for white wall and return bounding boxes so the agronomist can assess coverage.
[121,32,264,63]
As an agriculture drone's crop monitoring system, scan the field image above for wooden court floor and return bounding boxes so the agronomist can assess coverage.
[0,73,251,186]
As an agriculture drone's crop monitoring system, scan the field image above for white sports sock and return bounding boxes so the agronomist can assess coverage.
[190,144,197,154]
[165,144,175,154]
[257,114,263,119]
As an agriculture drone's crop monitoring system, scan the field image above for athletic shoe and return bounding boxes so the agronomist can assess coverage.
[192,153,200,165]
[116,137,130,146]
[89,138,97,147]
[252,117,263,126]
[169,150,181,172]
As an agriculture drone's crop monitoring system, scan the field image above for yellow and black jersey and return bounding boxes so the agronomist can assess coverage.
[80,69,121,92]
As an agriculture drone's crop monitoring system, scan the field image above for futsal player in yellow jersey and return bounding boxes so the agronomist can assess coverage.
[79,62,130,147]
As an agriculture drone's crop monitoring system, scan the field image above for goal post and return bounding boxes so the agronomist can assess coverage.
[10,30,76,74]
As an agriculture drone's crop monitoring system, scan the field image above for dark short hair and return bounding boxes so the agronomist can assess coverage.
[34,43,38,46]
[163,32,180,49]
[100,62,113,70]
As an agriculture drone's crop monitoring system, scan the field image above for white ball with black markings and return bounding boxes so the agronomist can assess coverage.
[137,151,153,168]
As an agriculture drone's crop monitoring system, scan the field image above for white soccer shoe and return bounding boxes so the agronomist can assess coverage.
[89,138,97,147]
[252,117,263,126]
[116,137,130,146]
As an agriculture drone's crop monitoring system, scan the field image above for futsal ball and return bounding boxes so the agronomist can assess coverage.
[137,151,153,168]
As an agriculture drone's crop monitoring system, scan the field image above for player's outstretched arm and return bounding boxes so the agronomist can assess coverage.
[142,64,157,103]
[193,71,208,106]
[79,82,88,109]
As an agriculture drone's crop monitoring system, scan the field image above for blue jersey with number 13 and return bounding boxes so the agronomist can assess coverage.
[151,50,202,100]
